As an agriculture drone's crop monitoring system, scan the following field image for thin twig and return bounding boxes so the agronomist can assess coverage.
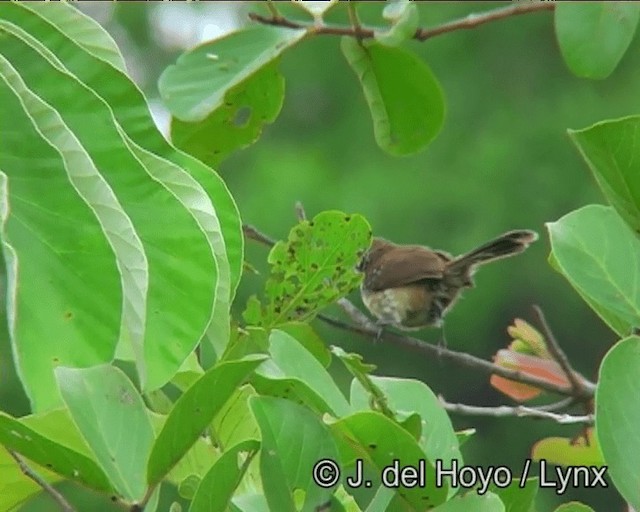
[531,305,588,397]
[243,224,276,247]
[414,3,556,41]
[248,3,555,42]
[294,201,307,222]
[440,400,594,425]
[8,450,76,512]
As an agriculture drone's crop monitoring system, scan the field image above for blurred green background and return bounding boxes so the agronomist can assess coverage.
[4,2,638,510]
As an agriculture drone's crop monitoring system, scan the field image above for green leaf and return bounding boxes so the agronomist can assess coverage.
[0,72,121,411]
[596,336,640,510]
[330,411,448,509]
[159,25,306,122]
[547,205,640,336]
[189,439,260,512]
[341,38,444,155]
[19,2,127,72]
[0,10,224,392]
[0,446,63,512]
[553,503,595,512]
[2,2,243,362]
[258,211,371,327]
[55,365,154,501]
[250,396,339,512]
[0,413,112,493]
[489,477,538,512]
[212,386,261,456]
[431,491,504,512]
[375,0,419,47]
[350,376,462,498]
[147,356,266,486]
[532,434,603,467]
[555,3,640,79]
[258,330,350,417]
[569,115,640,233]
[278,322,331,367]
[171,60,285,167]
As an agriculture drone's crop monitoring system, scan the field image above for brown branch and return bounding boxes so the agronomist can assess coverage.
[243,220,596,400]
[414,3,555,41]
[8,450,76,512]
[440,399,594,425]
[531,305,591,397]
[319,311,592,399]
[248,3,555,42]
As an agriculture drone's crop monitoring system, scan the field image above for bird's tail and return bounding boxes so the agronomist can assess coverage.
[446,230,538,279]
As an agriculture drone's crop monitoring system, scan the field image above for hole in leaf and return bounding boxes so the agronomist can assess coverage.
[233,106,252,127]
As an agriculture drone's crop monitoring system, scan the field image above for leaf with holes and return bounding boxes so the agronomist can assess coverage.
[255,211,371,328]
[172,61,285,167]
[159,25,305,122]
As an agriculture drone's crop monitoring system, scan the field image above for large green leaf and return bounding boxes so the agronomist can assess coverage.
[56,365,154,502]
[0,75,121,411]
[350,377,462,490]
[189,439,260,512]
[569,116,640,233]
[1,2,243,363]
[555,3,640,79]
[20,2,127,72]
[547,205,640,336]
[147,356,265,487]
[258,330,350,417]
[159,25,306,122]
[0,12,221,394]
[250,396,339,512]
[341,38,444,155]
[330,411,448,509]
[596,336,640,510]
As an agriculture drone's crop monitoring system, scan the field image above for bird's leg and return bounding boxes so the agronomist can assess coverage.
[374,321,390,343]
[436,323,448,356]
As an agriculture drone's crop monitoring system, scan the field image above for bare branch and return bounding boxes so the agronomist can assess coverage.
[531,305,590,397]
[249,3,555,42]
[414,3,555,41]
[243,224,276,248]
[319,310,593,399]
[294,201,307,222]
[8,450,76,512]
[441,399,594,425]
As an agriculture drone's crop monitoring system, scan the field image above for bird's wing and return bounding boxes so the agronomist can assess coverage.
[365,246,450,291]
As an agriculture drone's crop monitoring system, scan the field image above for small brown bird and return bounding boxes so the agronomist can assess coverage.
[358,230,537,330]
